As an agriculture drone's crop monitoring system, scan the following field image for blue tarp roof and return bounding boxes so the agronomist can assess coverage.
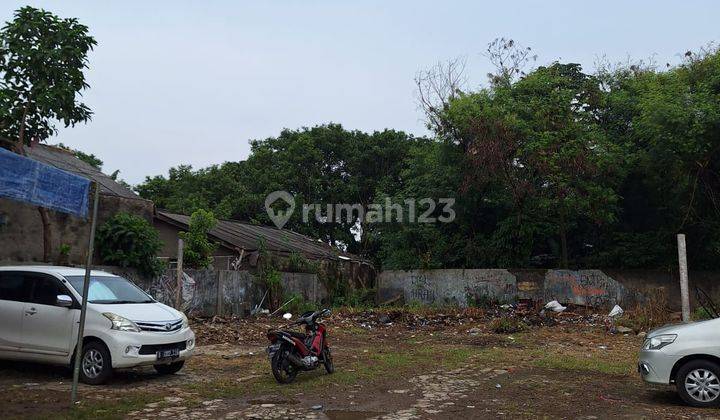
[0,147,91,218]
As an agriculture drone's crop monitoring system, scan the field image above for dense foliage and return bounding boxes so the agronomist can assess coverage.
[96,213,164,277]
[137,46,720,271]
[179,209,218,269]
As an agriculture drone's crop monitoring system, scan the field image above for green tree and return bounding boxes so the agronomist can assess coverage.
[0,6,96,262]
[434,62,627,268]
[96,213,164,277]
[137,163,252,219]
[180,209,218,269]
[136,124,422,259]
[593,48,720,269]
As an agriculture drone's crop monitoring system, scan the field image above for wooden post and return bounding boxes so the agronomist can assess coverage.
[176,238,184,309]
[677,234,690,322]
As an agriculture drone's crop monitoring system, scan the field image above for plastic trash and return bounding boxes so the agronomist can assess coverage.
[544,300,567,313]
[608,305,624,318]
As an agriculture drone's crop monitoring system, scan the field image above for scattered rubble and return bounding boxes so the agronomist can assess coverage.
[191,301,657,347]
[616,326,633,334]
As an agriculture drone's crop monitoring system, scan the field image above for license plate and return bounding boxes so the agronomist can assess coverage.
[157,348,180,360]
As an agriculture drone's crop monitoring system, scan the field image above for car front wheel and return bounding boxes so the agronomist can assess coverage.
[676,359,720,407]
[79,341,113,385]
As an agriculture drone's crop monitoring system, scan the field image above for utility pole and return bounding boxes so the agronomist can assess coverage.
[677,234,690,322]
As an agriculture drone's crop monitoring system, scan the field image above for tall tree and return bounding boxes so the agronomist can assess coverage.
[0,6,95,262]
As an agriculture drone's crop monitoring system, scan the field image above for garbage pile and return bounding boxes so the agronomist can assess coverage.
[190,299,642,346]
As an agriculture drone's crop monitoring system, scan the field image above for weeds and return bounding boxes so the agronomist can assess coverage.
[531,354,632,376]
[489,317,528,334]
[619,288,673,332]
[693,306,713,321]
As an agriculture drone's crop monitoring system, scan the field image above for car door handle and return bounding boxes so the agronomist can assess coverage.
[25,308,37,315]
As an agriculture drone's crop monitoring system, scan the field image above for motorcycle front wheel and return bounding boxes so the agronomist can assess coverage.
[323,348,334,374]
[271,349,298,384]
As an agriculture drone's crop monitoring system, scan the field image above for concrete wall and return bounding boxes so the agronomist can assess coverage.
[378,269,516,306]
[378,268,720,310]
[103,267,326,317]
[281,272,327,303]
[0,195,154,264]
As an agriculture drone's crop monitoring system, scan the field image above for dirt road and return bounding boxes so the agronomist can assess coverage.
[0,310,715,419]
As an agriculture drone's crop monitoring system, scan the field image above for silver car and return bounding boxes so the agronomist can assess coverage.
[639,317,720,407]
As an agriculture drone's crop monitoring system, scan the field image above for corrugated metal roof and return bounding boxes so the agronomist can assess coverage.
[157,211,366,262]
[25,144,141,200]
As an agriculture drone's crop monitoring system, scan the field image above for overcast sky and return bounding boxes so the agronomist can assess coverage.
[4,1,720,184]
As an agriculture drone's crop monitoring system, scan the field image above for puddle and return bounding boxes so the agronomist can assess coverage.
[324,410,382,420]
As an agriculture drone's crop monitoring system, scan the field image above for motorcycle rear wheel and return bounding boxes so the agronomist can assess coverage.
[271,350,298,384]
[323,348,334,374]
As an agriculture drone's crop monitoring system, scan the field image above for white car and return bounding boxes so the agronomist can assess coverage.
[639,317,720,407]
[0,266,195,384]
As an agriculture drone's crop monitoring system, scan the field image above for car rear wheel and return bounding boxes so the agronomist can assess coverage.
[154,361,185,375]
[676,360,720,407]
[79,341,113,385]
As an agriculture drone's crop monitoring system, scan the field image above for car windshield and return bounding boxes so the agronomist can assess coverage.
[65,275,154,304]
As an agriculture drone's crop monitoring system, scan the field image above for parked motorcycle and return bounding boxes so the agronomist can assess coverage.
[266,309,334,383]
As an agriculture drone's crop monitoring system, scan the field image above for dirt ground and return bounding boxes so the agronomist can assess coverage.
[0,308,717,419]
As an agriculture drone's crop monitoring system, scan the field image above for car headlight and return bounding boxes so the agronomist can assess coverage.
[102,312,141,332]
[180,312,189,329]
[643,334,677,350]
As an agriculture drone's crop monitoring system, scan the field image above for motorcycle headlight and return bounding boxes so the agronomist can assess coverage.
[643,334,677,350]
[180,312,189,329]
[102,313,141,332]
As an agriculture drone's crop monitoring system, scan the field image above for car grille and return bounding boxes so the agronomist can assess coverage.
[135,319,183,332]
[139,341,187,355]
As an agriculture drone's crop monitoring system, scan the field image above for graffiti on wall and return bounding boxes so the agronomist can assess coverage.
[148,271,201,313]
[544,270,629,307]
[379,269,635,309]
[408,274,436,303]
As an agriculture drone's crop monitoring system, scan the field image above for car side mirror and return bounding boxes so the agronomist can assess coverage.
[282,313,293,320]
[56,294,73,308]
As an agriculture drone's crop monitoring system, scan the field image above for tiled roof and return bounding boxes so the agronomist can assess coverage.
[25,144,140,200]
[157,211,366,263]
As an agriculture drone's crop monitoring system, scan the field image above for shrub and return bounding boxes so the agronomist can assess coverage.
[489,317,528,334]
[619,288,672,332]
[693,306,713,321]
[180,209,217,269]
[283,292,317,315]
[56,243,71,265]
[259,267,284,310]
[96,212,164,277]
[286,252,319,273]
[332,288,376,308]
